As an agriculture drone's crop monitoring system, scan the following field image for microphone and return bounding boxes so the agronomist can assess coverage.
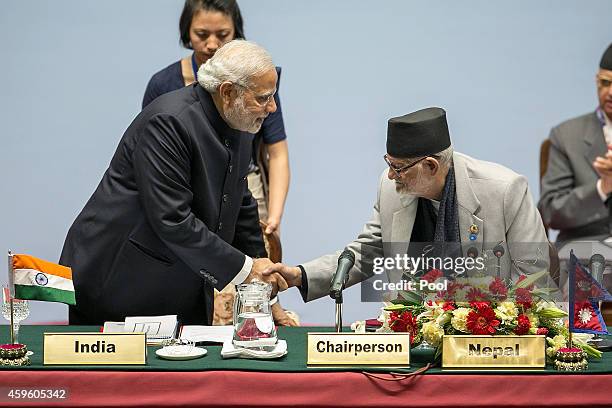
[467,247,479,258]
[329,249,355,300]
[589,254,606,284]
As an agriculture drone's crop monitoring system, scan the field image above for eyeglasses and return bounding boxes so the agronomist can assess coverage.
[384,154,427,177]
[597,76,612,89]
[233,83,276,107]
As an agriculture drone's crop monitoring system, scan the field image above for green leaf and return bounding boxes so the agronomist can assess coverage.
[395,290,423,305]
[513,269,549,289]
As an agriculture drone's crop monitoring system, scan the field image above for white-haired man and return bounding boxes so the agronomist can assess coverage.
[265,108,550,302]
[61,40,287,325]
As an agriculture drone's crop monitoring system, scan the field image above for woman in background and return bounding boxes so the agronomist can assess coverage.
[143,0,295,326]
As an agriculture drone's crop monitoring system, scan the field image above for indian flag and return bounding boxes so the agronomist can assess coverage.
[11,254,76,305]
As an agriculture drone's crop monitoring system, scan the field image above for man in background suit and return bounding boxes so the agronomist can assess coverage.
[539,43,612,245]
[265,108,549,302]
[60,40,286,325]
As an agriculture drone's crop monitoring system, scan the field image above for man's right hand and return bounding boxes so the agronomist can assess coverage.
[262,263,302,289]
[244,258,288,296]
[594,144,612,195]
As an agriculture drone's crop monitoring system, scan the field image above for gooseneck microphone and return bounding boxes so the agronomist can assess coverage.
[329,249,356,300]
[589,254,606,284]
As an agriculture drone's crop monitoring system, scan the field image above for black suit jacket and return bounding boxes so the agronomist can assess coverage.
[60,84,266,325]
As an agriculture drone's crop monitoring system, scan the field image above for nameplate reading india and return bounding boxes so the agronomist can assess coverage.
[43,332,146,365]
[442,335,545,369]
[307,333,410,366]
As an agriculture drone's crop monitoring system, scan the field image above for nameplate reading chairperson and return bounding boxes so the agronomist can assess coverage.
[43,333,146,365]
[442,335,545,369]
[307,333,410,366]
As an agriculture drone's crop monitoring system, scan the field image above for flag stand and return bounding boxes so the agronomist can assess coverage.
[7,250,15,344]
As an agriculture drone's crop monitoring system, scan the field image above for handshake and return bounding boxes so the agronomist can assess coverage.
[244,258,303,297]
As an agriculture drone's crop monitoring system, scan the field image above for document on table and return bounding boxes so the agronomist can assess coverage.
[180,325,234,344]
[124,315,178,344]
[102,321,125,333]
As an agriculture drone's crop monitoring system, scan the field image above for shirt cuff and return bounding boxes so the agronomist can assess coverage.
[231,255,252,284]
[597,179,609,202]
[298,265,308,302]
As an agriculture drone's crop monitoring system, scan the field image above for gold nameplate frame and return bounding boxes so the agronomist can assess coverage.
[307,332,410,366]
[43,332,147,365]
[442,335,545,369]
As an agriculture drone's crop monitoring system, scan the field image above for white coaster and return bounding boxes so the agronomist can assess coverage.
[155,346,207,361]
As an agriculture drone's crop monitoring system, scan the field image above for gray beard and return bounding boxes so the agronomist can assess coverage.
[224,97,263,134]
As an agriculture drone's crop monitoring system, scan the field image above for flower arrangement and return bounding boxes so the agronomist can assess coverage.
[372,269,602,362]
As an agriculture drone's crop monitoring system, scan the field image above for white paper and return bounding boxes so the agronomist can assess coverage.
[180,325,234,344]
[124,315,178,341]
[102,321,125,333]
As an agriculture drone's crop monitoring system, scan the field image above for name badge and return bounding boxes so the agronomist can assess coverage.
[43,332,146,365]
[442,335,545,369]
[307,332,410,366]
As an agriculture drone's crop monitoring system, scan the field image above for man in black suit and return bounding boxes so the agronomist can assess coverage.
[60,40,286,325]
[539,43,612,244]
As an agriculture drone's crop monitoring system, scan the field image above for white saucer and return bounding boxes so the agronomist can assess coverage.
[156,346,207,361]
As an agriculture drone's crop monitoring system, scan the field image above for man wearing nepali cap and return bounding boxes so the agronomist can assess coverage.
[539,43,612,245]
[264,107,550,301]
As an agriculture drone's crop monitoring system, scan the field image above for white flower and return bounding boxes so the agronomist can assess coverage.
[451,307,471,332]
[418,301,445,322]
[378,309,391,331]
[422,321,444,347]
[495,302,518,322]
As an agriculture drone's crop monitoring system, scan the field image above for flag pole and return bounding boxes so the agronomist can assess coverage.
[7,250,14,344]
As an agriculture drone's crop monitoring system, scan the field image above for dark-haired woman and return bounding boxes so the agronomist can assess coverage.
[143,0,295,326]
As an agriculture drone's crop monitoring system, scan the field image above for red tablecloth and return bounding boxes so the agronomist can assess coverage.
[1,370,611,407]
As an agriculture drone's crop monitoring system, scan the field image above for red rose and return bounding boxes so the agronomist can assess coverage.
[536,327,548,335]
[467,287,489,302]
[466,304,500,335]
[442,301,456,311]
[470,301,491,310]
[515,314,531,335]
[489,277,508,300]
[422,268,443,283]
[388,311,419,344]
[515,288,533,309]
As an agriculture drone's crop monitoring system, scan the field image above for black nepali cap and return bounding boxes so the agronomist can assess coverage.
[601,43,612,70]
[386,107,451,158]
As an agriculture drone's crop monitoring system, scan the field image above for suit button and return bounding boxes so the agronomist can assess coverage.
[218,222,223,231]
[229,165,233,174]
[224,139,230,147]
[222,194,228,203]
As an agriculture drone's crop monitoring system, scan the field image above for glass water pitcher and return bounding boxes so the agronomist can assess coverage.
[232,281,277,348]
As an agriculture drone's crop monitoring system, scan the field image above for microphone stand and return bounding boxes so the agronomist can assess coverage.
[334,292,343,333]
